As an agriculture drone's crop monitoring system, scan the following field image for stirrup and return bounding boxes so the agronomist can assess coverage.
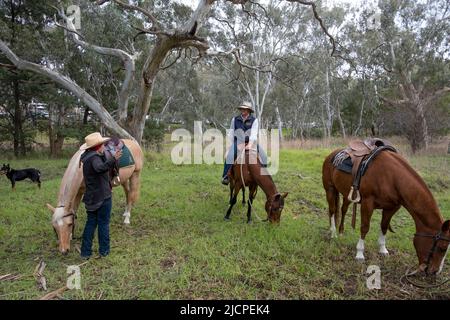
[112,176,121,186]
[348,186,361,203]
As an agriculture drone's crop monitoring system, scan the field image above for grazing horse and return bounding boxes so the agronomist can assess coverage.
[322,149,450,275]
[46,139,143,254]
[224,149,288,223]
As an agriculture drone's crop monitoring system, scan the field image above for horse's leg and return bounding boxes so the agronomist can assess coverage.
[242,188,246,205]
[339,198,350,235]
[225,184,240,221]
[229,179,234,204]
[122,170,141,225]
[325,186,339,238]
[246,184,257,224]
[378,206,400,256]
[356,198,374,261]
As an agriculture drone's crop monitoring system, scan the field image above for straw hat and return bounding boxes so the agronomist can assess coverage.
[237,101,254,113]
[79,132,110,151]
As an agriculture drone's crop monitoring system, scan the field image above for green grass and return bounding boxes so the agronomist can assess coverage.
[0,148,449,300]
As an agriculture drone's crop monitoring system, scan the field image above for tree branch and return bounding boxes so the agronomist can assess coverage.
[285,0,337,56]
[97,0,161,30]
[56,7,138,123]
[0,40,133,139]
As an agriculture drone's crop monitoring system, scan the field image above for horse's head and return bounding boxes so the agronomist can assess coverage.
[413,220,450,275]
[46,204,75,255]
[265,192,288,224]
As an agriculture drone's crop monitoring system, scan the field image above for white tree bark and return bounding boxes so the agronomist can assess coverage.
[0,40,133,139]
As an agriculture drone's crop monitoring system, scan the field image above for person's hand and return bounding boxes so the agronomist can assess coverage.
[237,143,245,151]
[114,150,123,160]
[245,142,254,150]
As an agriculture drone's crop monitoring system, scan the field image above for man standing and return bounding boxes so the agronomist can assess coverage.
[221,101,267,185]
[79,132,122,259]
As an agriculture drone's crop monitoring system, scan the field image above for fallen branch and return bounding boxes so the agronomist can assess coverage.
[39,286,68,300]
[0,273,22,281]
[33,259,47,291]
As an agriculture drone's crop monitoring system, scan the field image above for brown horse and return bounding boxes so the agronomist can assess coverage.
[46,139,143,254]
[224,149,288,223]
[322,149,450,275]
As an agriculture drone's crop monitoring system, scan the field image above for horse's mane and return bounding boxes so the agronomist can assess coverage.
[53,150,84,221]
[390,152,437,201]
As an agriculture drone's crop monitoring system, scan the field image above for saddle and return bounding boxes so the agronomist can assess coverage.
[332,138,397,228]
[104,137,125,187]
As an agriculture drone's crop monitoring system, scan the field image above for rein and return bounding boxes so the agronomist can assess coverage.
[415,231,450,270]
[400,231,450,289]
[401,267,450,289]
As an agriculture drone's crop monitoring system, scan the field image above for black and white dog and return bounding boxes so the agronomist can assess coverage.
[0,163,41,190]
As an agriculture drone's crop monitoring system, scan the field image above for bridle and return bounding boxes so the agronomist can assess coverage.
[52,205,77,240]
[414,231,450,273]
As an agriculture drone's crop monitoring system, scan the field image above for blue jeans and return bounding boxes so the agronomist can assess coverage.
[222,142,268,178]
[81,197,112,257]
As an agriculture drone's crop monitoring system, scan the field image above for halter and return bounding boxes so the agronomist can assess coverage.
[52,205,77,240]
[414,231,450,273]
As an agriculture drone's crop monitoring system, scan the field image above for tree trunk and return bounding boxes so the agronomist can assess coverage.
[13,79,25,157]
[336,99,346,139]
[411,102,429,153]
[83,107,89,125]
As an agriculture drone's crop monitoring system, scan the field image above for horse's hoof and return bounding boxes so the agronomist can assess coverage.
[247,220,252,224]
[379,249,389,256]
[355,253,365,261]
[224,217,231,221]
[123,218,130,225]
[331,231,338,239]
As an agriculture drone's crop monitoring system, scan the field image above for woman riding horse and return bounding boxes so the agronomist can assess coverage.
[221,102,267,185]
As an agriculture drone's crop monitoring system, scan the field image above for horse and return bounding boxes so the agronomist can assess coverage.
[224,149,288,223]
[46,139,143,255]
[322,149,450,275]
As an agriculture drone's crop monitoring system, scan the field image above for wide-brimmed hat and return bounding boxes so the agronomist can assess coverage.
[79,132,110,151]
[237,101,254,113]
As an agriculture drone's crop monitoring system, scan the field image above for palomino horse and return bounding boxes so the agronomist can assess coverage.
[46,139,143,254]
[225,149,288,223]
[322,149,450,275]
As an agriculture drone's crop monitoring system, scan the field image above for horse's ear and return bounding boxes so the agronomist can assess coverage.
[442,220,450,233]
[46,203,55,213]
[281,192,288,199]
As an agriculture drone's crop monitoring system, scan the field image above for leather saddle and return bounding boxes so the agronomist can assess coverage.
[104,137,124,186]
[333,138,396,202]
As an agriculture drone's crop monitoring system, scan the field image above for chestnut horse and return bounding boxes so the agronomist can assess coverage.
[46,139,143,254]
[322,149,450,275]
[225,149,288,223]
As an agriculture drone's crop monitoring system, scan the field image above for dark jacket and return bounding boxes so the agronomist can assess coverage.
[80,150,116,211]
[233,115,255,143]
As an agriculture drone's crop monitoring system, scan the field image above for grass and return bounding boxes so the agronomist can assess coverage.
[0,144,449,300]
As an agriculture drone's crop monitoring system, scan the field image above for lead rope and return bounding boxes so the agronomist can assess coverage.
[239,149,263,222]
[400,267,450,289]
